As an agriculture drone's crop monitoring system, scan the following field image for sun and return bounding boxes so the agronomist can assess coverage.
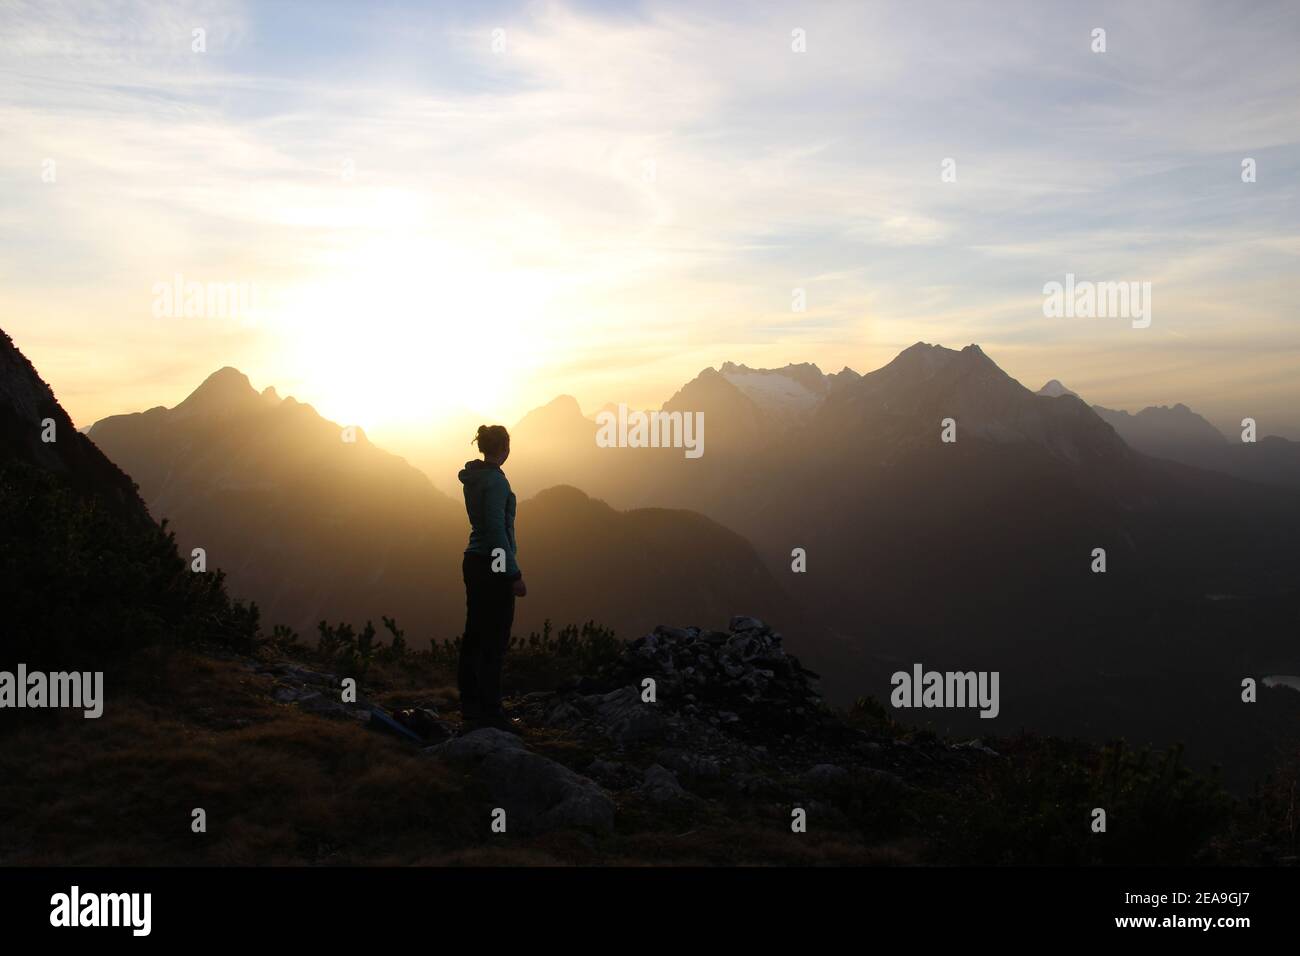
[270,236,551,431]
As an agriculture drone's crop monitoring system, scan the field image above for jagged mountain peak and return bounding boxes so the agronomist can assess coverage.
[514,394,589,434]
[891,340,959,364]
[720,359,825,377]
[819,342,1131,468]
[1037,379,1080,399]
[538,394,583,416]
[195,365,253,391]
[871,341,1011,386]
[173,366,262,417]
[717,361,829,419]
[667,364,745,400]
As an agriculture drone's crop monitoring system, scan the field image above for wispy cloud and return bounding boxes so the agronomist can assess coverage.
[1,0,1297,434]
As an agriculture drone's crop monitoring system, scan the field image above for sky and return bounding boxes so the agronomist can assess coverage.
[2,0,1298,449]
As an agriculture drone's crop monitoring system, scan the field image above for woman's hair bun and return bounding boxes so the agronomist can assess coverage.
[473,424,510,456]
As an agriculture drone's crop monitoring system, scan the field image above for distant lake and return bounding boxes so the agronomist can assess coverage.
[1263,676,1300,693]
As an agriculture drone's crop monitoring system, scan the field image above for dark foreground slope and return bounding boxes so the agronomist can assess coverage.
[6,612,1298,866]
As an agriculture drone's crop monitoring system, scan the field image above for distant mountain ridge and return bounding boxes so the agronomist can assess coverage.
[507,342,1300,732]
[90,367,463,637]
[817,343,1130,464]
[510,342,1141,510]
[88,368,802,646]
[1032,377,1300,491]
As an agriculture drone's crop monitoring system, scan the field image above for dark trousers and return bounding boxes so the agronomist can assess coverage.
[458,553,515,721]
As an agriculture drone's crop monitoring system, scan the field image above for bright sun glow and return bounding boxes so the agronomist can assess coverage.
[270,236,553,430]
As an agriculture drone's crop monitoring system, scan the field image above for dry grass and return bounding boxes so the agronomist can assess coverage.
[0,649,928,866]
[0,651,486,865]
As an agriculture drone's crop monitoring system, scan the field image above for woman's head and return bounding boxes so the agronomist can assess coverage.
[473,424,510,464]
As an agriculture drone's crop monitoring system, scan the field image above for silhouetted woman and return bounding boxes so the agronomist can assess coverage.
[457,425,526,732]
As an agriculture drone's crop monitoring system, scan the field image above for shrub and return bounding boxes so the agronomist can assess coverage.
[0,460,259,669]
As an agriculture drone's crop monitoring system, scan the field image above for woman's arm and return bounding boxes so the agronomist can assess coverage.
[481,475,521,579]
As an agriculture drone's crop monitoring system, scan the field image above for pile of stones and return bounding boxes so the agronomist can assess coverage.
[593,616,828,737]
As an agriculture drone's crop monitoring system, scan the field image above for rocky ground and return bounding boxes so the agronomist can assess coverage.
[9,614,1285,865]
[253,616,1006,844]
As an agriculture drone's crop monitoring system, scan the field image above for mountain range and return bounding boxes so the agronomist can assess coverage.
[1035,380,1300,491]
[505,343,1300,782]
[6,325,1298,786]
[85,344,1300,689]
[86,366,800,646]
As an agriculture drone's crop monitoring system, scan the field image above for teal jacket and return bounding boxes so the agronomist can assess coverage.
[458,460,520,579]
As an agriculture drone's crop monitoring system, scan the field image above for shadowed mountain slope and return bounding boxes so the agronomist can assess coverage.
[0,329,148,520]
[0,327,258,668]
[89,371,803,648]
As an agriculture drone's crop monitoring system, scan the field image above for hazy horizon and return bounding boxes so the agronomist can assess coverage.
[61,343,1292,463]
[4,0,1299,442]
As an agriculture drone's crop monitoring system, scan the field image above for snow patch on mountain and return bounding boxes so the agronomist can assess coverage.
[718,362,827,420]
